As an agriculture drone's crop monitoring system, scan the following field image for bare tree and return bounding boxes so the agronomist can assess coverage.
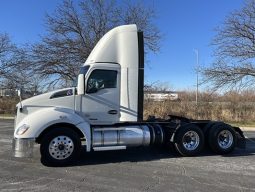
[0,33,14,77]
[144,81,172,92]
[0,33,36,92]
[33,0,161,88]
[201,0,255,91]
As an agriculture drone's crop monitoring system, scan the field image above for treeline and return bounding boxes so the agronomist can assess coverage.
[144,90,255,124]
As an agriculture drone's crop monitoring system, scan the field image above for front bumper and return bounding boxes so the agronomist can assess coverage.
[12,138,35,157]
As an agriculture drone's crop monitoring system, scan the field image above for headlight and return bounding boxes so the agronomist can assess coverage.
[16,124,30,135]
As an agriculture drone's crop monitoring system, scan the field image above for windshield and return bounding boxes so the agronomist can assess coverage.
[72,65,90,87]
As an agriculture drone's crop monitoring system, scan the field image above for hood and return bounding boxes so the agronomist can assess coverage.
[17,88,75,110]
[14,87,77,129]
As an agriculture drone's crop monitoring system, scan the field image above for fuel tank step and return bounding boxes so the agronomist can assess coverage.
[93,146,127,151]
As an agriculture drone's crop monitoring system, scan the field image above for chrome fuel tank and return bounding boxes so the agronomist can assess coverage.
[92,125,150,147]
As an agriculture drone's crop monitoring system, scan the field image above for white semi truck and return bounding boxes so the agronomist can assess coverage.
[13,25,245,166]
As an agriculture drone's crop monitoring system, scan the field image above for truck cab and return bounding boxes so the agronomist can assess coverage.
[12,24,245,166]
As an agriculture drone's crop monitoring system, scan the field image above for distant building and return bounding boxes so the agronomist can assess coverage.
[144,91,179,101]
[0,88,16,97]
[0,87,42,98]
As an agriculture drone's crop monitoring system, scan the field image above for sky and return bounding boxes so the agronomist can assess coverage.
[0,0,244,91]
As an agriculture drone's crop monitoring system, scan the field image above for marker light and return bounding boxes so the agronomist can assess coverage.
[16,124,30,135]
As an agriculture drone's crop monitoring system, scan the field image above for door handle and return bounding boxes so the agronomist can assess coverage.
[108,110,118,115]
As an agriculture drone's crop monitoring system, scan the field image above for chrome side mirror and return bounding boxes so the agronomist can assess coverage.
[16,88,23,112]
[77,74,85,95]
[17,89,21,97]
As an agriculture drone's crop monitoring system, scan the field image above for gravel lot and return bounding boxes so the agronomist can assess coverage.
[0,120,255,192]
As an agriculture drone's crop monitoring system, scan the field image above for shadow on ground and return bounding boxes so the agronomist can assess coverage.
[41,138,255,167]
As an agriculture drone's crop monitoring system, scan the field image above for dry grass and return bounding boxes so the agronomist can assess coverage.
[0,97,19,115]
[144,100,255,123]
[144,90,255,124]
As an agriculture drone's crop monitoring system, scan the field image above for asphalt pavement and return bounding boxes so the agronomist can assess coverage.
[0,120,254,192]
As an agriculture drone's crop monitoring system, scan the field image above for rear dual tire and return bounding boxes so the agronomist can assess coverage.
[174,124,204,156]
[208,124,236,154]
[174,123,236,156]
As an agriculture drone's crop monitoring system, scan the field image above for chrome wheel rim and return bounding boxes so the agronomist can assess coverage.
[217,130,233,149]
[49,136,74,160]
[182,131,200,151]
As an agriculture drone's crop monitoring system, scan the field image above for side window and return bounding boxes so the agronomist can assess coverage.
[86,70,117,93]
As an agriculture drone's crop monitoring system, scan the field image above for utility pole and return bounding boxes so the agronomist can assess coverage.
[194,49,199,106]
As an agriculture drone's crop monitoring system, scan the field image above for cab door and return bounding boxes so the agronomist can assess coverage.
[81,65,120,125]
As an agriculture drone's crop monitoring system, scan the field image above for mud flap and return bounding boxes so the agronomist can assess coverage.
[233,127,246,149]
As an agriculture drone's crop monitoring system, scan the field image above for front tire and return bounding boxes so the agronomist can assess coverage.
[174,124,204,156]
[208,123,236,154]
[40,127,81,166]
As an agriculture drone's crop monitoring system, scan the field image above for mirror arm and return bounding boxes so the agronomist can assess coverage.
[17,88,23,112]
